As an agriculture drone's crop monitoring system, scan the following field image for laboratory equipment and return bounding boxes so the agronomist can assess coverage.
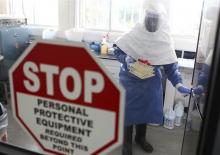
[89,42,101,55]
[0,17,30,104]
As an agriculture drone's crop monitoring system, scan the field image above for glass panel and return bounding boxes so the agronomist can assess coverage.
[181,0,220,154]
[1,0,219,154]
[169,0,204,37]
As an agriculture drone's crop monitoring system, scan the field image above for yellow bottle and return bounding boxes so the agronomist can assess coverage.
[101,36,108,55]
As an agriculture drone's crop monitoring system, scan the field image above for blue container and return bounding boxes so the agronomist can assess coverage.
[89,42,101,55]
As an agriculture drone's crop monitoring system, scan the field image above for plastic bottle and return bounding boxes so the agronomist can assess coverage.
[0,102,8,142]
[164,108,176,129]
[174,102,184,126]
[101,36,108,55]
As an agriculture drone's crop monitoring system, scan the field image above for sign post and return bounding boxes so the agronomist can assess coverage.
[9,40,124,155]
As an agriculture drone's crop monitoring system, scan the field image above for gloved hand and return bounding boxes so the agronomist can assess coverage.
[125,55,136,64]
[176,83,191,94]
[125,56,136,70]
[192,85,204,95]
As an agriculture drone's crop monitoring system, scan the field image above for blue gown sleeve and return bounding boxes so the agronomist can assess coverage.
[113,47,127,64]
[163,63,183,87]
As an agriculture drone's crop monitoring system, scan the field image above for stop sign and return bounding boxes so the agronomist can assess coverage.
[9,40,124,155]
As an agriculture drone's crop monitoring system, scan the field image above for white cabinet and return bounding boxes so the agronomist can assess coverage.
[163,58,194,111]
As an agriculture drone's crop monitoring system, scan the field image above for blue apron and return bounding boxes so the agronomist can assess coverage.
[119,66,164,126]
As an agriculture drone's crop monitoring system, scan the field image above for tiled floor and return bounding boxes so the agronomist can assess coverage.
[3,102,188,155]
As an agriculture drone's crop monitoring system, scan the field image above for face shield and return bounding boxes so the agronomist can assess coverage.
[144,11,160,32]
[142,0,167,33]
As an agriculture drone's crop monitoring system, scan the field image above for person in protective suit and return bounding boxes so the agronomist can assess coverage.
[113,1,191,155]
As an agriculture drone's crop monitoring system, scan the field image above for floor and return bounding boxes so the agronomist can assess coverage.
[107,125,184,155]
[4,102,188,155]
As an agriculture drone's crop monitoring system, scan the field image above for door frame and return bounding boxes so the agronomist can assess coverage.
[196,10,220,155]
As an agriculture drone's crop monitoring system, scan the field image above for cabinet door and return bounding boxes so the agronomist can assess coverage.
[0,27,29,60]
[0,28,18,60]
[13,27,30,55]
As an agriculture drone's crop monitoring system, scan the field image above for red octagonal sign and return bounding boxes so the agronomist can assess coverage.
[9,40,124,155]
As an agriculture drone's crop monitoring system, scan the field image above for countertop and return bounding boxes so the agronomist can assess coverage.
[96,54,195,70]
[97,54,116,60]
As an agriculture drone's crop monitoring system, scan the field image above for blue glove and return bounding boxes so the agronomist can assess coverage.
[176,84,191,94]
[125,55,135,70]
[192,85,204,95]
[125,55,136,67]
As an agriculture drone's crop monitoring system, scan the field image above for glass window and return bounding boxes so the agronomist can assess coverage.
[79,0,204,37]
[79,0,144,31]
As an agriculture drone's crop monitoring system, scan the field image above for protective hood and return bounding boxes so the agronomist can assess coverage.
[115,1,177,65]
